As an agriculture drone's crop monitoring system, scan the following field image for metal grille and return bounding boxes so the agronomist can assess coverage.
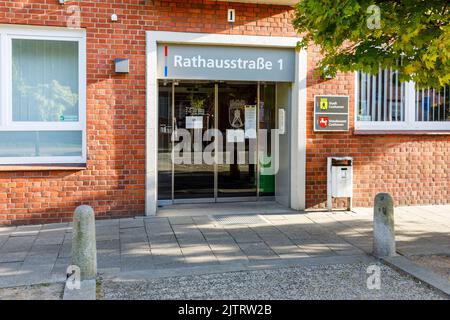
[214,214,268,226]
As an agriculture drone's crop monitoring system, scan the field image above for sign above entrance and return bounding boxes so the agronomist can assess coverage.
[157,44,295,82]
[313,95,350,132]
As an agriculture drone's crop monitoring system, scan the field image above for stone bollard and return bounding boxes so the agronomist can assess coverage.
[373,193,396,257]
[72,205,97,280]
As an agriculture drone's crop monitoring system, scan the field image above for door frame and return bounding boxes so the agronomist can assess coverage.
[146,31,307,216]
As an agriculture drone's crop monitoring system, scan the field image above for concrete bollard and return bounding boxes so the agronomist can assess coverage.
[373,193,396,257]
[72,205,97,280]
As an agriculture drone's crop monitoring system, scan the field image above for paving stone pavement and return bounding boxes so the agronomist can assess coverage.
[0,205,449,288]
[101,262,446,300]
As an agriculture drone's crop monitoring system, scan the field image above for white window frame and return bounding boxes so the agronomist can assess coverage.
[0,25,86,164]
[354,71,450,131]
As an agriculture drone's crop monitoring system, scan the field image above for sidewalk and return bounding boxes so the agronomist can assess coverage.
[0,205,449,288]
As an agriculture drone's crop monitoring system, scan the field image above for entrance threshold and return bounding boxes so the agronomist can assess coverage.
[156,201,296,217]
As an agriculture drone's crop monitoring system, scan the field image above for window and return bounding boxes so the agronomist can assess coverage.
[0,26,86,164]
[416,87,449,122]
[356,69,450,131]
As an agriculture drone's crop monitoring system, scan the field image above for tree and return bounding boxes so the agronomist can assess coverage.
[293,0,450,88]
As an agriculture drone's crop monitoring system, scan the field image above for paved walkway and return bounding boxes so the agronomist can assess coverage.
[0,205,449,288]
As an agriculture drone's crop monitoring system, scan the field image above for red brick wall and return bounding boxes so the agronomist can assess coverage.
[0,0,295,225]
[0,1,448,225]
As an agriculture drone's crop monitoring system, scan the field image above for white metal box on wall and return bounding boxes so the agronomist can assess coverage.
[331,166,352,197]
[327,157,353,210]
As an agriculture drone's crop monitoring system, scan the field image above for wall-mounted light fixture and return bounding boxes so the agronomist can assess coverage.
[115,58,129,74]
[58,0,65,4]
[111,13,118,22]
[227,9,235,23]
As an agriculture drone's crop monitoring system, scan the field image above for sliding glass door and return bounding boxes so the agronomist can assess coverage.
[157,80,286,204]
[173,82,215,200]
[217,82,257,199]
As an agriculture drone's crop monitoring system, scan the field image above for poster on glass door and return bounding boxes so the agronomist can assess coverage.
[185,116,203,129]
[244,105,257,139]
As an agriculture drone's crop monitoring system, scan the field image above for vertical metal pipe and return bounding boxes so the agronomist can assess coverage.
[361,72,365,118]
[421,88,425,122]
[383,69,388,121]
[372,75,376,121]
[378,67,382,121]
[400,58,404,121]
[444,86,447,121]
[400,81,404,121]
[389,68,393,121]
[416,87,419,121]
[438,88,441,121]
[367,74,371,120]
[395,66,399,121]
[432,88,435,121]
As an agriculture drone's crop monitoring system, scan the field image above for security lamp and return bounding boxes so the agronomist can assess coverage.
[58,0,65,4]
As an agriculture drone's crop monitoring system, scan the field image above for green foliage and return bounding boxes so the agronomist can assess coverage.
[189,93,206,110]
[293,0,450,88]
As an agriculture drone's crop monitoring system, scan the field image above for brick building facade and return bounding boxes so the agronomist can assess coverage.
[0,0,448,225]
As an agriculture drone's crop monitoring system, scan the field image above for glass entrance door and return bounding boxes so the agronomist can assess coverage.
[217,82,257,199]
[157,80,286,205]
[173,81,215,201]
